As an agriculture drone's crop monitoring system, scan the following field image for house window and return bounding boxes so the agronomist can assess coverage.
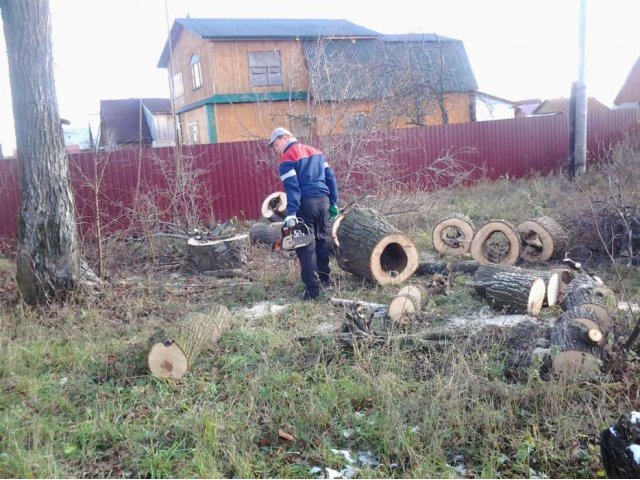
[248,51,282,87]
[190,55,203,89]
[187,122,199,144]
[172,72,184,98]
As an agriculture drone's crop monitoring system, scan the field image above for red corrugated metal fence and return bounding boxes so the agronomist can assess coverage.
[0,108,638,242]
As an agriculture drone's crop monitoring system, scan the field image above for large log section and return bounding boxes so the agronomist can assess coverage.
[147,304,232,379]
[334,207,419,286]
[516,216,568,263]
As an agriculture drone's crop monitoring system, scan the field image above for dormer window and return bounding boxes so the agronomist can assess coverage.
[248,51,282,87]
[191,55,203,89]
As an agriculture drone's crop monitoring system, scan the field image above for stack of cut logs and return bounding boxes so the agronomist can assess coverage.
[470,262,616,380]
[431,214,568,266]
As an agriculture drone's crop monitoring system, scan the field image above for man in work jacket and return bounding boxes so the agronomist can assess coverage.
[268,127,340,300]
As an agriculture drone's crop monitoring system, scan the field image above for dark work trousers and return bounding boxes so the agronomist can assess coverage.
[295,196,331,298]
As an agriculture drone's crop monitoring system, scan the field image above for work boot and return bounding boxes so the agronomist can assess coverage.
[302,289,320,301]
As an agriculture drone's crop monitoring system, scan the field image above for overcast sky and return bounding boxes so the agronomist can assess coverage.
[1,0,638,153]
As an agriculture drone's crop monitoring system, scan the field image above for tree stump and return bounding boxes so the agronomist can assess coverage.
[431,213,475,255]
[147,304,232,378]
[469,220,520,266]
[261,191,287,223]
[249,222,282,249]
[334,207,419,286]
[186,234,249,272]
[516,216,568,263]
[471,264,548,315]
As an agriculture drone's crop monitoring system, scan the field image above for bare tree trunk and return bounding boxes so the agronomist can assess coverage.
[1,0,84,303]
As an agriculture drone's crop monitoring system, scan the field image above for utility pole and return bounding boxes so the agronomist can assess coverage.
[571,0,588,177]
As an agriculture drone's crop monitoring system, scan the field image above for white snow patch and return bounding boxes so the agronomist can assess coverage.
[448,312,538,329]
[630,411,640,424]
[239,301,289,320]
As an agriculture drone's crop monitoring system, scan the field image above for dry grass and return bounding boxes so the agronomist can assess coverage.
[1,139,639,478]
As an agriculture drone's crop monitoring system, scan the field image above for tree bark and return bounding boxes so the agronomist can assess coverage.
[335,207,418,285]
[1,0,86,304]
[471,264,549,315]
[186,234,248,272]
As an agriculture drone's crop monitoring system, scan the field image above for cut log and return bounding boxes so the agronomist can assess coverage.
[186,234,249,272]
[431,213,475,255]
[249,222,282,249]
[551,350,601,381]
[548,267,576,303]
[471,264,549,315]
[330,297,388,317]
[547,272,560,307]
[261,191,287,223]
[560,286,616,329]
[516,216,568,263]
[147,304,232,378]
[388,294,418,326]
[335,207,419,286]
[550,306,609,353]
[396,285,423,310]
[469,220,520,266]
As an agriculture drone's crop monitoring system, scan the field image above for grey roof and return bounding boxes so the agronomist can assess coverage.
[303,35,477,102]
[99,98,171,145]
[158,18,380,68]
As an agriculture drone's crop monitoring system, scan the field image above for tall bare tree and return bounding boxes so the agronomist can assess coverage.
[1,0,85,303]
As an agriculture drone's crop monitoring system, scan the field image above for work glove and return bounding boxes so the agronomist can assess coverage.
[329,204,339,220]
[283,215,298,228]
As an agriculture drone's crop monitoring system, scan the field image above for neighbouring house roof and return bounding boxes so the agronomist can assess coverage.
[614,56,640,105]
[303,35,477,102]
[158,18,380,68]
[99,98,172,145]
[530,97,610,116]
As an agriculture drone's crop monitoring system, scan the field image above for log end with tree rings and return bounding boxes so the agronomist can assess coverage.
[470,220,520,266]
[370,233,419,285]
[551,350,600,381]
[548,267,576,302]
[261,191,287,222]
[396,285,422,310]
[515,216,567,263]
[186,234,249,271]
[387,294,418,325]
[431,213,475,255]
[546,272,559,307]
[148,342,189,379]
[527,277,546,316]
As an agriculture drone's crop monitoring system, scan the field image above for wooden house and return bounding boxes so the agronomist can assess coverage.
[614,56,640,109]
[157,18,478,144]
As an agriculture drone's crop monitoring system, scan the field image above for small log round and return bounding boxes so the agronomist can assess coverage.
[261,191,287,223]
[335,207,419,286]
[148,305,232,379]
[548,267,576,303]
[387,294,418,325]
[432,213,475,255]
[516,216,568,263]
[249,222,282,249]
[396,285,423,310]
[470,220,520,266]
[186,234,249,272]
[551,350,600,381]
[547,272,560,307]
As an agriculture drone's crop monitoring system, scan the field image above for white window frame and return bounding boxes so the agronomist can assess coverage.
[187,121,199,144]
[172,72,184,98]
[190,55,203,90]
[248,51,283,87]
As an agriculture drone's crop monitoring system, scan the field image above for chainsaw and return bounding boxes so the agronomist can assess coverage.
[277,218,314,251]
